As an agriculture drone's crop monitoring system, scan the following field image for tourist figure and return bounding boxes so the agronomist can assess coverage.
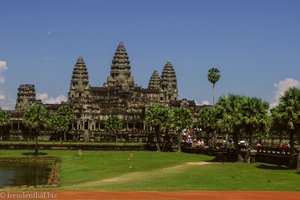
[279,142,284,149]
[279,142,285,153]
[200,140,204,147]
[256,143,262,151]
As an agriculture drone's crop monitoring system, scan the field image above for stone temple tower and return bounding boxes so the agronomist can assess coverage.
[161,61,178,101]
[148,70,161,90]
[68,56,92,140]
[15,84,36,111]
[68,57,90,101]
[105,42,135,90]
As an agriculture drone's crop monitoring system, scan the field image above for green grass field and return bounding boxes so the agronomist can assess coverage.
[0,150,299,191]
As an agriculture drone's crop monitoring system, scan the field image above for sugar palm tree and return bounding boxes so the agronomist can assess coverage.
[23,104,48,155]
[271,87,300,148]
[215,94,244,148]
[171,107,193,152]
[0,109,10,140]
[197,106,218,147]
[242,97,270,147]
[208,68,221,105]
[145,103,170,151]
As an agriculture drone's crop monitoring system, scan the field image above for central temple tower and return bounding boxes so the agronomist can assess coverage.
[105,42,135,90]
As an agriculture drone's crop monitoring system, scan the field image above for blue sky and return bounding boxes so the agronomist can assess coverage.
[0,0,300,109]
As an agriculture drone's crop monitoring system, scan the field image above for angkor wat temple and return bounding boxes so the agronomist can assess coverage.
[8,42,199,141]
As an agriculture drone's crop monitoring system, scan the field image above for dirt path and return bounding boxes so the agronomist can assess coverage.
[56,191,300,200]
[6,191,298,200]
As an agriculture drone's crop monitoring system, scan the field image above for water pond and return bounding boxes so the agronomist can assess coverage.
[0,160,52,188]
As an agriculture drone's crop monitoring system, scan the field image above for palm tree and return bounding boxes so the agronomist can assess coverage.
[0,109,10,140]
[105,115,123,142]
[270,108,286,144]
[208,68,221,105]
[197,106,217,147]
[215,94,244,148]
[171,107,193,152]
[145,103,170,151]
[241,97,270,148]
[271,87,300,148]
[23,104,48,155]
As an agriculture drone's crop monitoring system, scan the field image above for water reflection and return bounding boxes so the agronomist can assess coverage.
[0,161,52,188]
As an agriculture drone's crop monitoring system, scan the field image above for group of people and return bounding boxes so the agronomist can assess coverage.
[195,139,205,147]
[181,128,206,147]
[279,142,290,150]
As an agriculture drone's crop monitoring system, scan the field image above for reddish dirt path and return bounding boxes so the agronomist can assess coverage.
[57,191,300,200]
[14,191,298,200]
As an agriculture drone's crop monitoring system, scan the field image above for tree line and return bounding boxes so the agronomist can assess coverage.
[1,67,300,154]
[0,104,73,155]
[144,87,300,152]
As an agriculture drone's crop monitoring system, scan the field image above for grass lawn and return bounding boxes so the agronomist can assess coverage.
[0,150,299,191]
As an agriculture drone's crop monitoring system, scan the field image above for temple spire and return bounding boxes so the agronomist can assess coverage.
[15,84,37,111]
[105,42,135,88]
[161,61,178,101]
[68,56,89,100]
[76,56,85,64]
[148,70,161,90]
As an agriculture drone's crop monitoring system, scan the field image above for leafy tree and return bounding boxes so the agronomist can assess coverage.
[105,115,123,142]
[271,87,300,148]
[0,109,10,140]
[215,94,244,148]
[161,108,174,151]
[197,106,218,147]
[48,114,65,140]
[23,104,48,155]
[215,95,271,150]
[208,67,221,105]
[57,105,73,140]
[145,103,170,151]
[48,105,73,141]
[270,110,286,143]
[171,107,193,152]
[241,97,270,147]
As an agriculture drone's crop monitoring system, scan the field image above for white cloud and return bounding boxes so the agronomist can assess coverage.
[0,95,15,110]
[0,93,5,100]
[0,60,8,84]
[201,100,210,105]
[0,60,8,103]
[195,100,210,106]
[270,78,300,107]
[36,93,67,104]
[0,60,7,69]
